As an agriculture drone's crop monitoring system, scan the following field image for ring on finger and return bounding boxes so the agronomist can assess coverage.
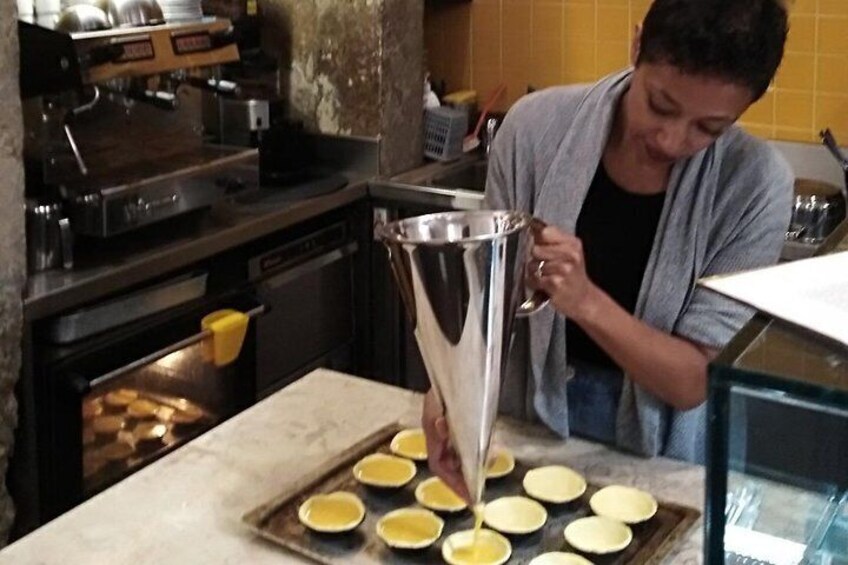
[535,260,546,278]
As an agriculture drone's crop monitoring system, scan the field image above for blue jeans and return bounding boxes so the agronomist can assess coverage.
[566,359,623,445]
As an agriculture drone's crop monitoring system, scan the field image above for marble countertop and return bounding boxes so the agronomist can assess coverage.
[0,370,705,564]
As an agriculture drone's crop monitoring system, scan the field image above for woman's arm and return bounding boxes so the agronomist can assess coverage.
[532,226,717,410]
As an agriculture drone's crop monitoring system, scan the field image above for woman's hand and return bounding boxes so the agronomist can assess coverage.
[529,225,600,324]
[422,389,471,503]
[528,225,713,410]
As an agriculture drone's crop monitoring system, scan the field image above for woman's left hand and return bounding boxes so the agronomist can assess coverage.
[529,226,599,323]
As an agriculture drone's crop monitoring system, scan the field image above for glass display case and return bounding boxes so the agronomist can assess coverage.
[705,226,848,565]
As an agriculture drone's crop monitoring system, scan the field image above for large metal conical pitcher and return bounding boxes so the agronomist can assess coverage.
[379,210,545,505]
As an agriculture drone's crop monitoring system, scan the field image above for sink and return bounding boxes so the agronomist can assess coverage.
[428,161,489,192]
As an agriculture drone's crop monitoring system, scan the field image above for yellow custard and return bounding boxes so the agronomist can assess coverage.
[442,528,511,565]
[473,503,484,545]
[415,477,467,512]
[376,507,444,549]
[352,453,417,488]
[485,449,515,479]
[298,492,365,533]
[390,428,428,461]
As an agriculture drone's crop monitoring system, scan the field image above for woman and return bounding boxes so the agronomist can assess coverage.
[425,0,793,500]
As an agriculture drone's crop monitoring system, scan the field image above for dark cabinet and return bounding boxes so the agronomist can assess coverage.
[368,198,453,392]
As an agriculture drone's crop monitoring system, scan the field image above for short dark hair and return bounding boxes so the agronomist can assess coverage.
[637,0,788,100]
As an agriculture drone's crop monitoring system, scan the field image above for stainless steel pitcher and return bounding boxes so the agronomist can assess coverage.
[379,210,545,506]
[26,200,74,273]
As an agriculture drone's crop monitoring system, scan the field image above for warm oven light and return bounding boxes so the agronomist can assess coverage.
[155,349,189,371]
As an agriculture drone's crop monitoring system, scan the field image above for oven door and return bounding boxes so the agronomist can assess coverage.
[35,292,262,522]
[251,221,360,397]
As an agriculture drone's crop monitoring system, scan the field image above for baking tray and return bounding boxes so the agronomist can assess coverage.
[83,390,212,495]
[243,424,700,564]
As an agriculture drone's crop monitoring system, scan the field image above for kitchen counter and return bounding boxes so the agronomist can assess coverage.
[23,151,488,321]
[0,369,705,564]
[24,176,370,321]
[370,153,486,211]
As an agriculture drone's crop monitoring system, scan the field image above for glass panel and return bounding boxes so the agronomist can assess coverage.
[81,339,233,494]
[723,383,848,563]
[735,321,848,395]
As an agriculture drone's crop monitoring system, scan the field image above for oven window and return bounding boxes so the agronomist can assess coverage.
[81,339,233,494]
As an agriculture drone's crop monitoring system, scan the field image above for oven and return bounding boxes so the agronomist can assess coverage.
[250,219,361,397]
[16,205,367,532]
[28,287,262,524]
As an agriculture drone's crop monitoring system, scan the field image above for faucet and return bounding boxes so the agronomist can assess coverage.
[482,117,500,158]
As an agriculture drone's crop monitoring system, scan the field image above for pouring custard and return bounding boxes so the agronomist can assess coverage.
[442,526,511,565]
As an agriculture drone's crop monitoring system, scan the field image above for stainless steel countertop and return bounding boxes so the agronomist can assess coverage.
[25,178,369,321]
[24,152,490,321]
[370,153,486,210]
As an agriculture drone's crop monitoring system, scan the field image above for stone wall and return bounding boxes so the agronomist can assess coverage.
[261,0,423,176]
[0,3,27,546]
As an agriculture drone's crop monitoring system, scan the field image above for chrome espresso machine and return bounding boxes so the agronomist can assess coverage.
[19,6,258,266]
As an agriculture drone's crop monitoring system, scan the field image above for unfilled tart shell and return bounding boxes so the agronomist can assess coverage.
[564,516,633,555]
[523,465,587,504]
[483,496,548,535]
[529,552,593,565]
[589,485,658,524]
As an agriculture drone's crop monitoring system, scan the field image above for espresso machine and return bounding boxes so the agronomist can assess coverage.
[19,7,258,266]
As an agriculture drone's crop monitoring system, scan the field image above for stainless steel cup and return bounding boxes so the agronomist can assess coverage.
[26,201,74,273]
[379,210,546,506]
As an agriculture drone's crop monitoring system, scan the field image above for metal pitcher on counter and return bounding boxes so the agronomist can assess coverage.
[378,210,546,506]
[26,200,74,273]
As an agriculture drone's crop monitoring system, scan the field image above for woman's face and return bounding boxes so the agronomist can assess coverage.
[623,62,756,165]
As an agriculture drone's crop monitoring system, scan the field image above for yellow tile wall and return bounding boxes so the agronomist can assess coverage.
[424,0,848,143]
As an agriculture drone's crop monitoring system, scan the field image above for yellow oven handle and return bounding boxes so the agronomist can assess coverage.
[89,304,265,389]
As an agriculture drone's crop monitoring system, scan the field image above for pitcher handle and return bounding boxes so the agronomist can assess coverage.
[517,292,549,317]
[516,216,550,317]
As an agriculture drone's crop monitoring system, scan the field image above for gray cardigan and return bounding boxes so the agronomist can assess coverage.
[487,70,793,463]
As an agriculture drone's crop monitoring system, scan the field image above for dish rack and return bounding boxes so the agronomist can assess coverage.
[423,107,467,162]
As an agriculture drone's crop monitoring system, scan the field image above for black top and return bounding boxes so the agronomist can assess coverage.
[565,162,666,369]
